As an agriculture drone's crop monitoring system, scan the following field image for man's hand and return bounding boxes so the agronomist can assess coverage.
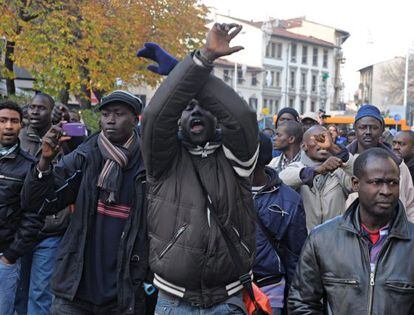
[315,156,343,175]
[136,42,178,75]
[51,104,70,124]
[38,122,71,171]
[200,23,244,62]
[311,132,332,149]
[0,255,12,265]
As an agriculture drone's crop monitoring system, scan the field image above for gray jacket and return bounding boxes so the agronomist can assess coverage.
[279,150,354,230]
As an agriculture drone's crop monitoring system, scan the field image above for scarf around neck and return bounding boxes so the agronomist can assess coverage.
[97,129,140,203]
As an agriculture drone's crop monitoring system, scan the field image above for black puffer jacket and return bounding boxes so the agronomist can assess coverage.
[21,133,150,314]
[142,53,259,307]
[0,145,42,263]
[288,199,414,315]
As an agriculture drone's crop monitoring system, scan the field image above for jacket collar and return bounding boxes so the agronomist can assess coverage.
[254,166,282,196]
[339,198,411,241]
[347,140,402,165]
[300,149,322,167]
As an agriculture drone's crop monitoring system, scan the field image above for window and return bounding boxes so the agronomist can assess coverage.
[290,71,296,89]
[302,45,308,64]
[291,43,297,62]
[300,99,305,114]
[263,99,268,107]
[277,43,283,59]
[323,49,328,68]
[249,97,258,110]
[223,69,230,83]
[301,72,307,90]
[311,101,316,111]
[237,69,243,84]
[271,99,279,115]
[266,42,283,59]
[311,74,317,92]
[251,73,258,86]
[313,48,318,66]
[275,71,281,87]
[289,98,294,108]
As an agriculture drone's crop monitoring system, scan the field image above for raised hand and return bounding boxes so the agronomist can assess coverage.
[136,42,178,75]
[200,23,244,62]
[311,131,333,150]
[38,122,71,171]
[51,104,70,124]
[315,156,343,175]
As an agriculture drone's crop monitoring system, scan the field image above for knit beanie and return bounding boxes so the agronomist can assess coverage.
[275,107,300,127]
[98,90,143,115]
[355,104,384,126]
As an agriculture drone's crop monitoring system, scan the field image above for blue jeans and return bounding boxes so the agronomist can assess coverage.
[15,236,62,315]
[0,257,20,315]
[155,292,246,315]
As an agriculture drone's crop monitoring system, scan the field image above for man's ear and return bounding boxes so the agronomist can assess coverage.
[301,141,307,152]
[288,135,295,144]
[351,175,360,192]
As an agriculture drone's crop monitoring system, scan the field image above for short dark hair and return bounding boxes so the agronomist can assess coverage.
[257,132,273,167]
[33,92,55,109]
[279,120,303,144]
[0,100,23,121]
[354,148,399,178]
[398,130,414,146]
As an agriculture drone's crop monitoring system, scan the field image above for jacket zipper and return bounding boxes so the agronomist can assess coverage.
[159,224,188,258]
[232,226,251,255]
[366,238,391,315]
[323,277,359,285]
[0,174,23,182]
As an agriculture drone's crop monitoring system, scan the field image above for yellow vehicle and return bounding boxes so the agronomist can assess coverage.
[322,116,411,131]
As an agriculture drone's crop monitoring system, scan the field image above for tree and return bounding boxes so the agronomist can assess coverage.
[380,55,414,106]
[1,0,207,105]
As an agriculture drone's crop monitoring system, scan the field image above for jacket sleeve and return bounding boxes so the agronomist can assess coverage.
[21,150,84,215]
[334,153,355,195]
[398,161,414,222]
[2,207,44,263]
[279,162,306,189]
[195,75,259,177]
[141,53,213,181]
[284,199,308,286]
[288,232,325,315]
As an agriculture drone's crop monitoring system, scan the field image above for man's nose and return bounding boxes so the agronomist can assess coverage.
[380,183,393,196]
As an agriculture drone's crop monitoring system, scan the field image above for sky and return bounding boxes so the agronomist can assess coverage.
[201,0,414,102]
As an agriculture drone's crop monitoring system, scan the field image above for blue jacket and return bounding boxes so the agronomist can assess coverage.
[253,166,307,285]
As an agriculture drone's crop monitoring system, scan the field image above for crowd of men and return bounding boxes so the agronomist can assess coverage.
[0,23,414,315]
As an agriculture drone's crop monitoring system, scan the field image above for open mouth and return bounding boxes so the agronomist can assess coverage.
[190,119,204,133]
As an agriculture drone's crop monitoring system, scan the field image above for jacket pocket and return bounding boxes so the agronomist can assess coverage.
[323,276,359,285]
[158,224,188,259]
[385,281,414,293]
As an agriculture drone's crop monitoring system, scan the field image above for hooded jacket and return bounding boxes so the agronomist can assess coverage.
[21,133,149,314]
[279,150,354,230]
[252,167,307,285]
[288,199,414,315]
[141,53,259,307]
[346,140,414,222]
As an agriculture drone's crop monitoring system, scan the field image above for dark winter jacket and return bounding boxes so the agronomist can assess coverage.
[21,132,150,314]
[253,167,307,286]
[0,145,42,263]
[288,199,414,315]
[141,53,259,308]
[19,125,70,238]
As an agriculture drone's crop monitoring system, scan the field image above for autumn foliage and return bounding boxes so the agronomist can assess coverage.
[0,0,207,104]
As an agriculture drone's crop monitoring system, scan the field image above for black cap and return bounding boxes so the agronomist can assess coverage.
[98,90,143,115]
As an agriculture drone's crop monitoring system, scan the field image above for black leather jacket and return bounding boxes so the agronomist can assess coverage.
[0,145,42,263]
[288,199,414,315]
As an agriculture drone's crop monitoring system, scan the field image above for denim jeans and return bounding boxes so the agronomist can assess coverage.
[0,257,20,315]
[155,291,246,315]
[15,236,62,315]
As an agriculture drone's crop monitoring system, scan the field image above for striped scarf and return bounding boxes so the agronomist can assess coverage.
[97,130,138,203]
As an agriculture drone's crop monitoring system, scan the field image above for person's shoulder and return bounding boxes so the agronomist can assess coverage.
[309,216,343,239]
[17,146,36,163]
[279,182,302,201]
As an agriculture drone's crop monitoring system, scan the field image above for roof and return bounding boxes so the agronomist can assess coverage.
[214,58,263,72]
[215,13,337,48]
[281,16,350,38]
[13,65,34,80]
[270,27,334,47]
